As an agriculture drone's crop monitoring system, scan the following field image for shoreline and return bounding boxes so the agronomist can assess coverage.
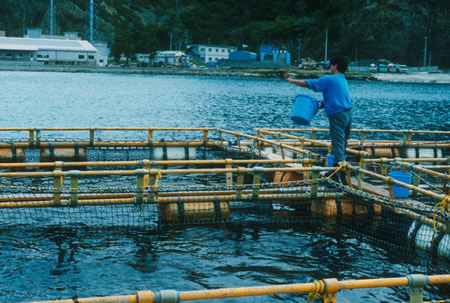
[0,64,449,83]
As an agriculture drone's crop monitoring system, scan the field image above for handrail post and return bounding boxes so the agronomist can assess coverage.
[148,128,153,141]
[89,128,95,146]
[322,278,339,303]
[142,160,150,188]
[36,128,41,147]
[69,170,81,207]
[135,169,147,204]
[251,167,264,200]
[311,167,320,198]
[408,274,428,303]
[53,161,63,206]
[225,158,233,188]
[28,129,35,146]
[236,168,245,200]
[203,128,208,146]
[148,169,160,203]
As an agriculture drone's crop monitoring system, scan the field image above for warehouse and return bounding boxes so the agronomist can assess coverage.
[0,30,98,65]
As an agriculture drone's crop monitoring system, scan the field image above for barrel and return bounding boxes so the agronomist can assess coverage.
[162,201,230,223]
[0,147,25,163]
[291,95,318,125]
[273,171,303,186]
[40,147,87,162]
[311,199,382,217]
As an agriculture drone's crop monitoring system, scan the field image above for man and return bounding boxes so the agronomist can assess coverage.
[283,56,352,184]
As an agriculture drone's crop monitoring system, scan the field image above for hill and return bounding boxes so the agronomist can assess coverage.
[0,0,448,68]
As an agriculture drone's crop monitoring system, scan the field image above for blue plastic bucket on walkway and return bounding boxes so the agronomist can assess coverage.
[388,170,412,198]
[291,95,319,125]
[326,154,334,167]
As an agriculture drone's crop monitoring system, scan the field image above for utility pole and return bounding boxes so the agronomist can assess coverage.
[170,32,172,51]
[297,39,301,62]
[355,48,358,65]
[324,29,328,62]
[185,31,188,46]
[50,0,55,35]
[89,0,94,43]
[423,36,427,67]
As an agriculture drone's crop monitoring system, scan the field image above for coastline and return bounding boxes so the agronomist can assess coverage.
[0,63,449,83]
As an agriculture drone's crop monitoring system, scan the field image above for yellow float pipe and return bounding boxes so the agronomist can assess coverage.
[397,161,450,180]
[364,158,448,163]
[29,275,450,303]
[0,158,314,169]
[258,128,450,135]
[179,283,317,300]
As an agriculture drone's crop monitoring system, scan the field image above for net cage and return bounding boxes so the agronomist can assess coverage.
[0,127,449,265]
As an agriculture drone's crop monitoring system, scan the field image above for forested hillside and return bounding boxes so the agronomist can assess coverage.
[1,0,448,67]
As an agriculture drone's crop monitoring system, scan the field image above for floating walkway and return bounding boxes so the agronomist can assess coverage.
[0,127,448,302]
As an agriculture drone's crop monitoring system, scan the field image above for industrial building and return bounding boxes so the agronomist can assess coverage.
[186,44,238,64]
[0,29,101,66]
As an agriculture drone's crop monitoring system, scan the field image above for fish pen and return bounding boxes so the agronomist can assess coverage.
[0,127,449,302]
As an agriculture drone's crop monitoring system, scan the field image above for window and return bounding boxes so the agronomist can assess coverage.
[209,57,212,61]
[37,54,42,58]
[88,55,94,59]
[6,53,12,57]
[99,59,104,63]
[200,48,205,51]
[222,49,225,53]
[30,54,33,57]
[208,48,212,52]
[228,50,231,53]
[216,48,218,52]
[78,54,85,59]
[19,53,23,57]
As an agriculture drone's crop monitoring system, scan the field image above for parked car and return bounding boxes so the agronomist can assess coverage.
[369,63,377,73]
[378,64,388,72]
[397,65,408,73]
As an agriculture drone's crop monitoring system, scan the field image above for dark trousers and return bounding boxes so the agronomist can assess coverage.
[328,110,352,164]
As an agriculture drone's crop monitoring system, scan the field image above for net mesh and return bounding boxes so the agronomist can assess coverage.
[0,129,449,268]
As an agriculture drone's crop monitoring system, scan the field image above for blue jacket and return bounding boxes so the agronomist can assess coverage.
[305,73,351,116]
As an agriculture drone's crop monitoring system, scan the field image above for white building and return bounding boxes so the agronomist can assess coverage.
[136,53,151,64]
[186,44,238,64]
[0,29,98,65]
[151,51,188,66]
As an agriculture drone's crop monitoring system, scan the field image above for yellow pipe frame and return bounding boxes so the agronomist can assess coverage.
[31,274,450,303]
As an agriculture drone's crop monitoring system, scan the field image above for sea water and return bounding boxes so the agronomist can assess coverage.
[0,71,449,302]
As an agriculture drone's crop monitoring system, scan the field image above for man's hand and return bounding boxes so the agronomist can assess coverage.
[279,69,288,79]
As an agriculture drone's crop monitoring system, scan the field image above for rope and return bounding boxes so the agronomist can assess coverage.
[325,166,341,182]
[306,280,324,303]
[432,195,449,244]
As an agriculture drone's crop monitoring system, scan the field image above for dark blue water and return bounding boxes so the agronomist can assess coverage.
[0,71,449,302]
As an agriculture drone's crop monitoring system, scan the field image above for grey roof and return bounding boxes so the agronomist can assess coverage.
[0,37,97,52]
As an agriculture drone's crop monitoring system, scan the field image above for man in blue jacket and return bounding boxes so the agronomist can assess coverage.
[283,56,352,184]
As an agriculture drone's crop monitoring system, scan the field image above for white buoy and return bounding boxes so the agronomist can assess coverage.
[408,221,450,258]
[152,146,196,160]
[405,148,442,158]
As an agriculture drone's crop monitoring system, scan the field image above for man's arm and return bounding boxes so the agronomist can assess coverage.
[286,77,309,88]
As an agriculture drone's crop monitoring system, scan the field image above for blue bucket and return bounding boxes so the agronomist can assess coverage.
[326,154,335,167]
[291,95,319,125]
[388,170,412,198]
